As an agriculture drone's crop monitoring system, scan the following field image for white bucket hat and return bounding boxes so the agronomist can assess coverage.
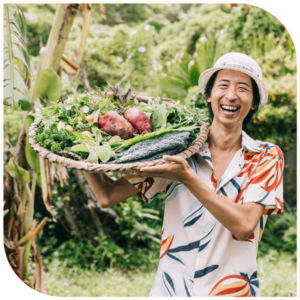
[198,52,268,108]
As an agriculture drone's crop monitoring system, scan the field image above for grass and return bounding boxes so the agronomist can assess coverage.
[44,262,156,297]
[41,251,296,297]
[257,250,297,297]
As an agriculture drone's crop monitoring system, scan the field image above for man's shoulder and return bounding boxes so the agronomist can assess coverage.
[242,130,282,156]
[255,140,283,155]
[248,140,284,167]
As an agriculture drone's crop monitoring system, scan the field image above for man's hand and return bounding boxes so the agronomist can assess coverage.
[133,155,196,184]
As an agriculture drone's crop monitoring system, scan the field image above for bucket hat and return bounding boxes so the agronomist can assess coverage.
[198,52,268,108]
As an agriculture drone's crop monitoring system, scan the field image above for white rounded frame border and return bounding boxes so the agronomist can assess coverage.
[0,0,300,299]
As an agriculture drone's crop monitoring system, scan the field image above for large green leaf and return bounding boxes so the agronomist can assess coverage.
[152,103,167,131]
[34,68,62,105]
[3,4,32,110]
[95,144,112,163]
[83,143,99,163]
[70,144,89,152]
[25,140,40,172]
[7,158,31,183]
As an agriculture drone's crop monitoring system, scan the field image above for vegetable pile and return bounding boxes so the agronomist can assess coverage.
[29,82,209,164]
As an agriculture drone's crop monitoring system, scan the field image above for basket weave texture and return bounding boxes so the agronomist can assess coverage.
[28,96,209,174]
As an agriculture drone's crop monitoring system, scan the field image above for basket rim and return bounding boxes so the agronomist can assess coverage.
[28,96,209,174]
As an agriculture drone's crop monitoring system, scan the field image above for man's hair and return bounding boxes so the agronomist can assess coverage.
[203,70,261,127]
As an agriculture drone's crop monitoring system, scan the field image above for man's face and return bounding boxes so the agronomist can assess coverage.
[207,69,255,127]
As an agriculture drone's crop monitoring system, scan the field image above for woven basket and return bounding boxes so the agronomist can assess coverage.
[28,94,209,174]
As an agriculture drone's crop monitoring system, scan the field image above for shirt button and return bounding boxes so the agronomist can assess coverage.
[203,229,207,233]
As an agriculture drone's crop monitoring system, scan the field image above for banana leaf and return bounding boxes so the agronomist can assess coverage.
[3,4,32,110]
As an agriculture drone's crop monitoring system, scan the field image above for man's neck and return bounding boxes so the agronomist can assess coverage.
[208,121,243,153]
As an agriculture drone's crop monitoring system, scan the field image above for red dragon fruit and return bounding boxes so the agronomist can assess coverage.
[123,108,152,134]
[98,111,137,140]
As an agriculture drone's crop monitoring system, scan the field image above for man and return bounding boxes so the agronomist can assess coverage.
[83,52,284,297]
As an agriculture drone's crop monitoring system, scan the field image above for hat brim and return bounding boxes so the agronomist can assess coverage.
[198,67,268,108]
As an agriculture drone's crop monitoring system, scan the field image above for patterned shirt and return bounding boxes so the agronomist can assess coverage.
[123,130,284,297]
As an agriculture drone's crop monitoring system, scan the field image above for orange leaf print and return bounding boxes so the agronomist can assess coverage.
[160,233,175,260]
[239,145,283,195]
[209,275,250,296]
[211,171,217,189]
[275,197,284,210]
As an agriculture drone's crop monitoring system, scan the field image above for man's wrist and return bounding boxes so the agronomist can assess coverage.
[181,169,198,186]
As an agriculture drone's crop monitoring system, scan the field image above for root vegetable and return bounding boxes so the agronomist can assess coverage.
[66,125,74,133]
[86,115,94,123]
[123,108,152,134]
[81,131,93,137]
[98,111,137,140]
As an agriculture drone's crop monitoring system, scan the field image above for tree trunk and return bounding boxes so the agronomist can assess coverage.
[61,201,78,232]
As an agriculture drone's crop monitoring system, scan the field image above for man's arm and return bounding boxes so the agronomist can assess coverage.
[133,156,264,240]
[82,171,139,208]
[183,174,265,241]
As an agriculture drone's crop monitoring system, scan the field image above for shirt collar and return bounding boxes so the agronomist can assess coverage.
[201,129,262,153]
[241,130,262,153]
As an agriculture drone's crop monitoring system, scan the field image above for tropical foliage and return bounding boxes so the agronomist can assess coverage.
[3,4,32,109]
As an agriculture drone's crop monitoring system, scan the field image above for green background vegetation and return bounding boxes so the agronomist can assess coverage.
[3,3,296,297]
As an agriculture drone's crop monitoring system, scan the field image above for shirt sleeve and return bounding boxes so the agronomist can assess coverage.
[123,175,169,203]
[242,145,284,215]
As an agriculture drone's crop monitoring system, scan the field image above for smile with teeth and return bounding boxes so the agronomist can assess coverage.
[221,105,239,111]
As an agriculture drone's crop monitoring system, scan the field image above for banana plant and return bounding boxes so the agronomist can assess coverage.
[4,3,106,293]
[3,3,46,286]
[3,3,78,292]
[3,3,32,110]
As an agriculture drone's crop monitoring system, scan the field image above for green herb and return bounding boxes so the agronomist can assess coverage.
[28,123,77,152]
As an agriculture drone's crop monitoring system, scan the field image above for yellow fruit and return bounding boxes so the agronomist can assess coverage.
[66,125,74,133]
[81,131,93,137]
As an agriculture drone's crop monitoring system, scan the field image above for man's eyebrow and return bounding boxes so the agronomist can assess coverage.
[238,82,250,87]
[217,79,230,83]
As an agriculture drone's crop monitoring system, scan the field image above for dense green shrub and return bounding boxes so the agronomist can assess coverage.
[37,168,164,271]
[258,204,297,261]
[221,6,285,54]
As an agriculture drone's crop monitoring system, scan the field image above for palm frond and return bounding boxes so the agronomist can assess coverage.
[3,3,32,110]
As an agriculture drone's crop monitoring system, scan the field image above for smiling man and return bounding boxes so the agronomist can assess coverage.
[83,52,284,297]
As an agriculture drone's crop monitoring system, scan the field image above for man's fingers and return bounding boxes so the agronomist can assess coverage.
[163,155,185,164]
[139,164,171,172]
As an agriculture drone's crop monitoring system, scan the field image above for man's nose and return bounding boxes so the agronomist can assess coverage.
[224,86,237,100]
